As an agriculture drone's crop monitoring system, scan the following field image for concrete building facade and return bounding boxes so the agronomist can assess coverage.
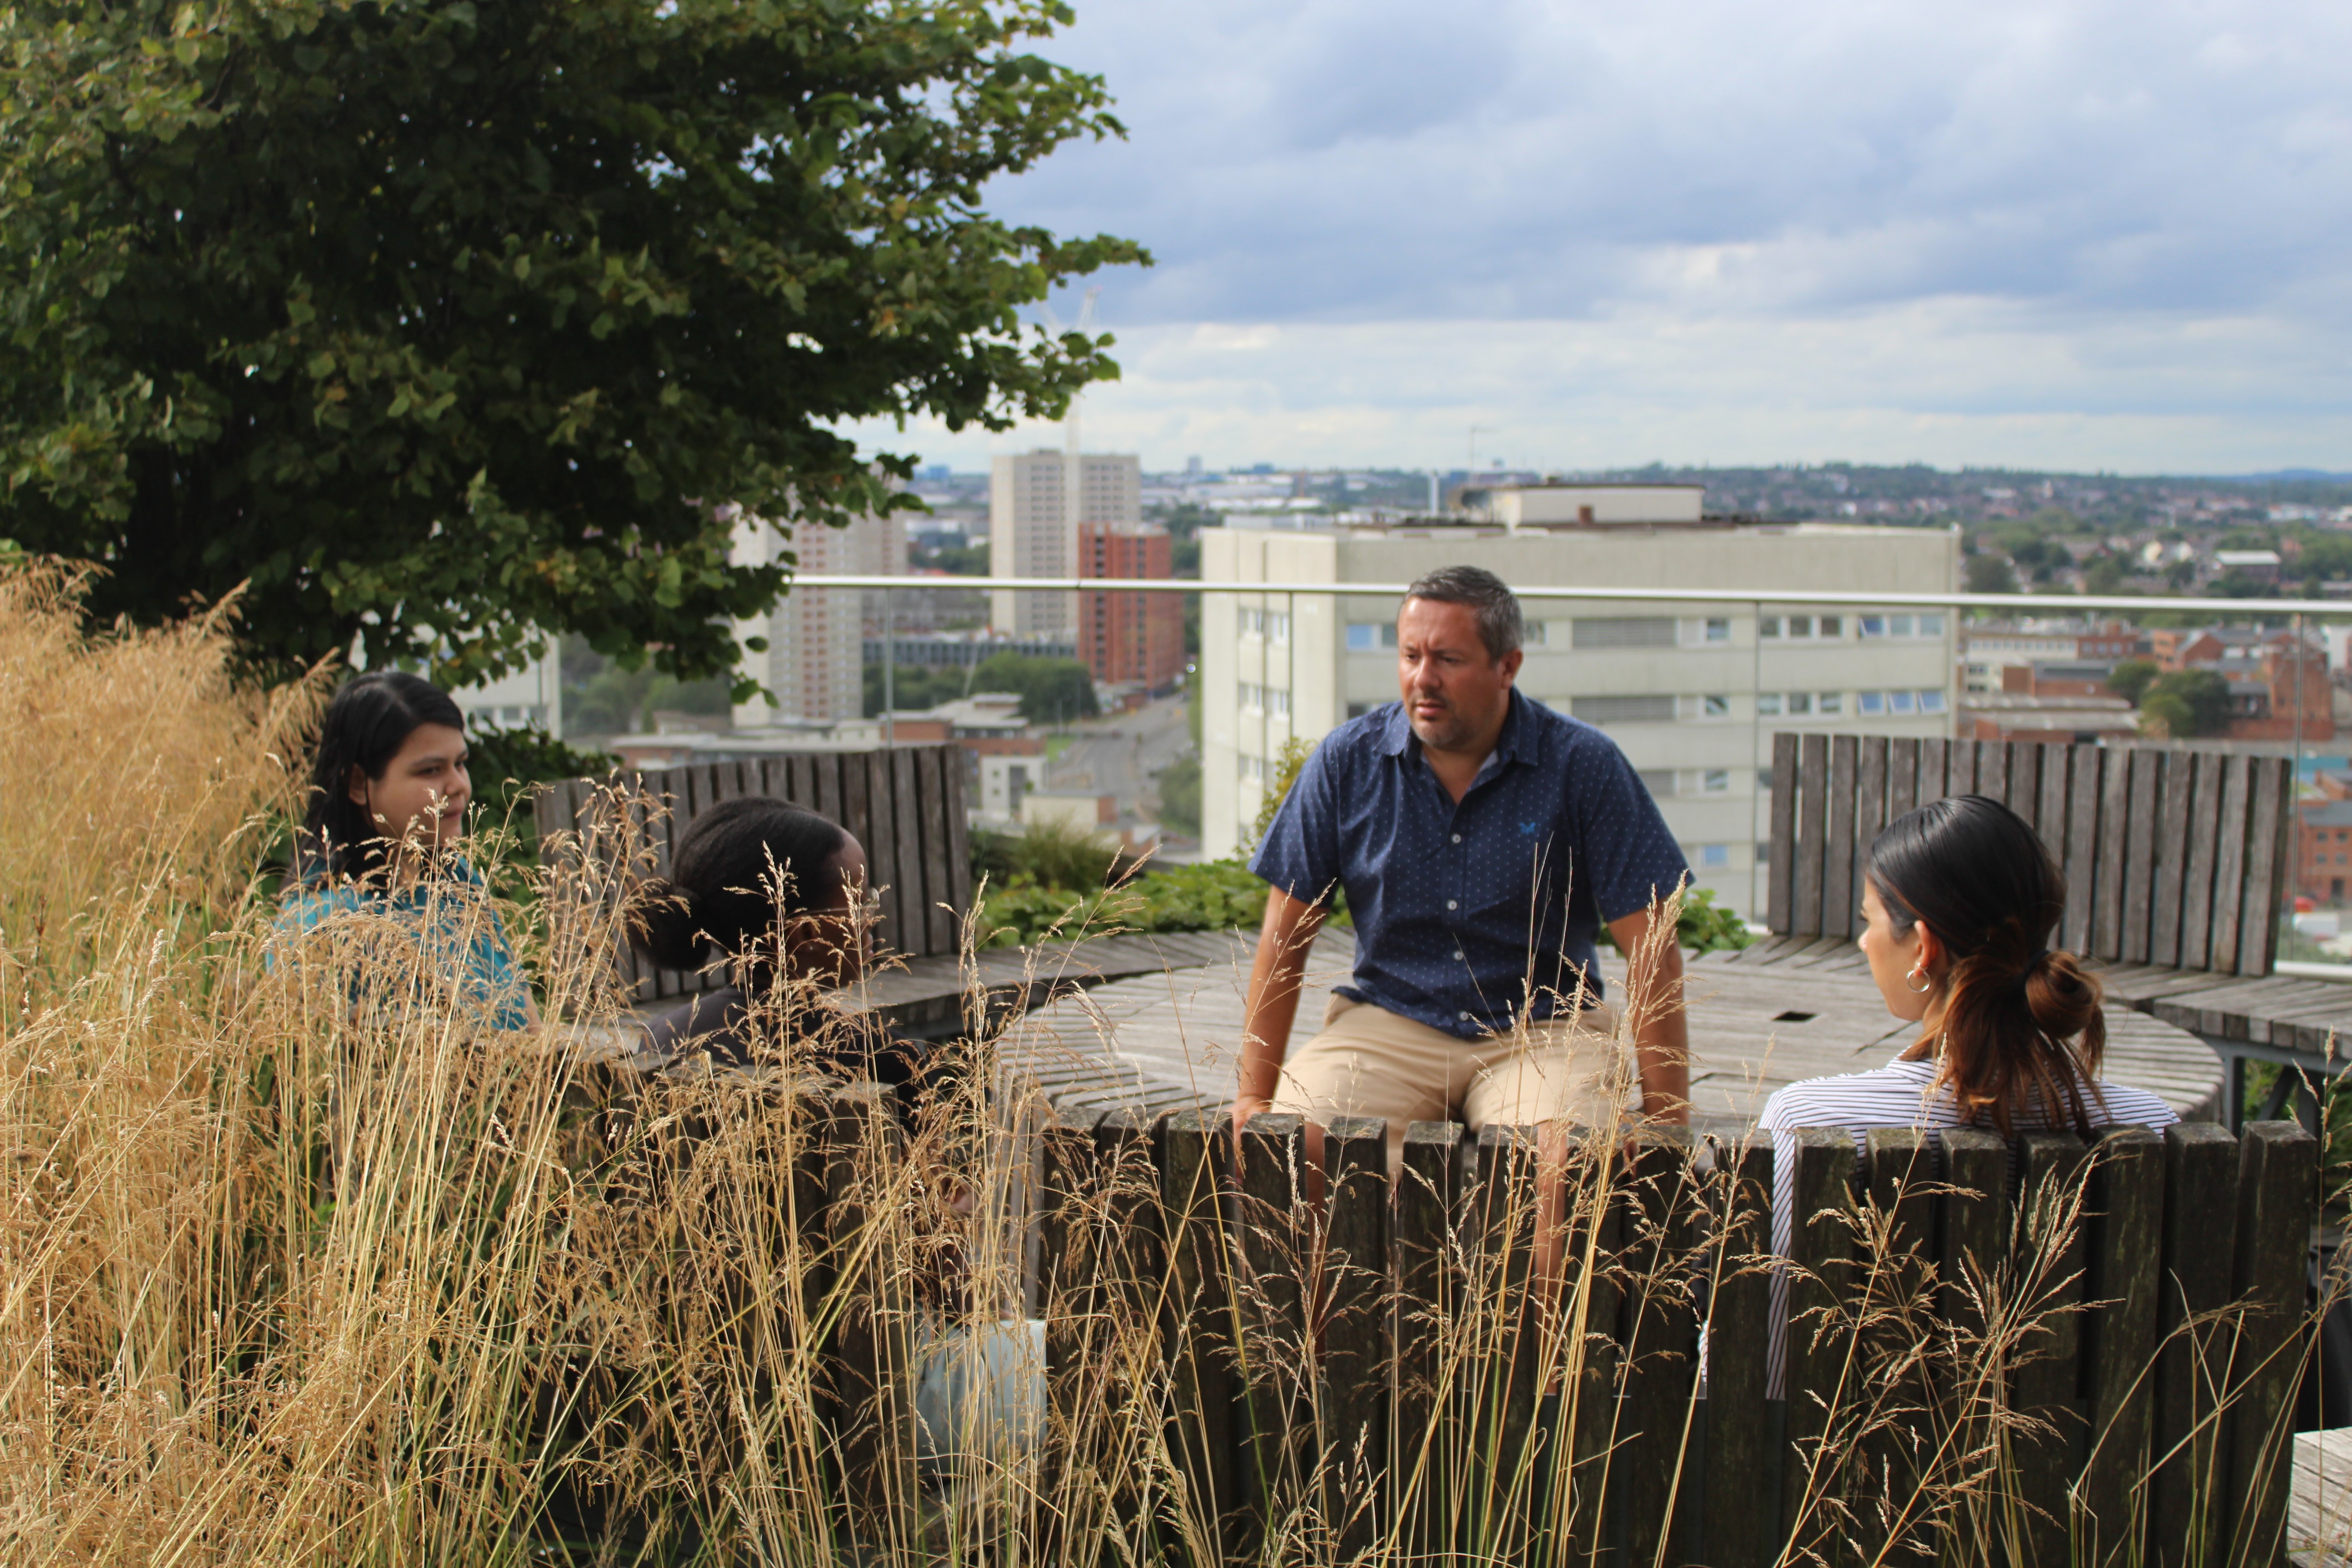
[729,507,906,727]
[1200,507,1959,920]
[990,450,1142,638]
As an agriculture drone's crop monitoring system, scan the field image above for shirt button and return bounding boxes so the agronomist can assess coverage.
[1459,1010,1471,1021]
[1451,833,1462,843]
[1453,950,1465,961]
[1447,899,1458,910]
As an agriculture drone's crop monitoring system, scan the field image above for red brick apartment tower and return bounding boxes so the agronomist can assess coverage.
[1078,523,1186,691]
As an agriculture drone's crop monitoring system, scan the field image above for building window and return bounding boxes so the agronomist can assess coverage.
[1269,612,1291,644]
[1524,620,1548,647]
[1890,691,1916,714]
[1758,693,1784,715]
[1640,769,1677,799]
[1859,691,1886,715]
[1347,624,1377,652]
[1703,694,1731,718]
[1269,689,1290,718]
[1818,691,1843,715]
[1240,608,1264,636]
[1860,616,1886,638]
[1574,616,1678,649]
[1705,617,1731,643]
[1755,839,1771,865]
[1241,755,1265,783]
[1819,615,1842,637]
[1571,694,1676,724]
[1759,616,1783,638]
[1346,701,1372,719]
[1919,690,1948,713]
[1919,613,1945,636]
[1703,769,1730,793]
[1756,769,1773,790]
[1695,844,1731,868]
[1788,692,1813,715]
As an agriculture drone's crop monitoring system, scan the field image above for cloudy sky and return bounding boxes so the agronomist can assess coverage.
[857,0,2352,475]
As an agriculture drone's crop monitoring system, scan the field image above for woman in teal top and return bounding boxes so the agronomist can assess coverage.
[279,670,533,1030]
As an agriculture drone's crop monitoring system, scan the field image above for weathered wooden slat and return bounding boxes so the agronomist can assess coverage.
[2210,755,2253,974]
[2093,747,2133,963]
[2064,743,2103,956]
[1322,1116,1390,1560]
[2012,1131,2087,1567]
[825,1084,918,1539]
[1564,1135,1626,1567]
[1824,736,1860,939]
[1236,1112,1307,1544]
[1396,1120,1460,1558]
[1795,735,1830,937]
[1769,733,1799,935]
[916,746,958,956]
[2035,739,2070,857]
[1780,1127,1857,1556]
[812,750,845,845]
[2149,751,2191,969]
[2152,1122,2240,1566]
[1972,735,2003,802]
[2224,1120,2321,1568]
[1159,1107,1240,1554]
[888,746,926,957]
[1621,1127,1700,1568]
[1887,735,1921,823]
[1702,1138,1778,1568]
[2179,752,2222,975]
[1916,737,1950,809]
[2078,1125,2165,1557]
[1857,737,1891,935]
[1863,1128,1935,1564]
[2123,747,2162,965]
[2008,737,2043,826]
[941,751,976,952]
[1939,1127,2010,1355]
[2238,756,2289,977]
[1465,1124,1542,1564]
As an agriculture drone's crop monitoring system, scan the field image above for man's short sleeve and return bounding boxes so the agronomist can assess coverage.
[1571,735,1691,925]
[1248,740,1346,906]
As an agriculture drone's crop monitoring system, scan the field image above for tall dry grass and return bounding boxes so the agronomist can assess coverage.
[0,554,2334,1565]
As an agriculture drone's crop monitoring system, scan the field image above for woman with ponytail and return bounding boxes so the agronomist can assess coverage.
[633,796,926,1089]
[1753,794,2176,1390]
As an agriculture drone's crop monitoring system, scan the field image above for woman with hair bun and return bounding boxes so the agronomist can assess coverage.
[1754,794,2176,1388]
[633,796,925,1088]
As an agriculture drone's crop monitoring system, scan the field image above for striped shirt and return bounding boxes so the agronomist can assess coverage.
[1752,1053,2179,1396]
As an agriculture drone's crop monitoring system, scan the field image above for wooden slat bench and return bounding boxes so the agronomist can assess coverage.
[1026,1104,2321,1565]
[1761,731,2352,1126]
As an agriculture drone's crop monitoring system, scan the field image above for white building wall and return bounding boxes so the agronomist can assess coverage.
[731,507,906,727]
[989,451,1142,637]
[1201,522,1959,920]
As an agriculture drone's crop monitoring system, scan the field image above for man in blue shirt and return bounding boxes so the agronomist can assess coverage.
[1234,565,1691,1171]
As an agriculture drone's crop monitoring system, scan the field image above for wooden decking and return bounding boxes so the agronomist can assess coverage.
[988,927,2225,1129]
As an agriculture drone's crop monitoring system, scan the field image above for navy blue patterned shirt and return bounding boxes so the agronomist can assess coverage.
[1250,689,1690,1039]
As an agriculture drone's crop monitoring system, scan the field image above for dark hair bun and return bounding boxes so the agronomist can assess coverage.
[633,875,711,971]
[2024,949,2104,1051]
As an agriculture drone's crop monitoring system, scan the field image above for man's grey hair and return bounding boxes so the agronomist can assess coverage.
[1404,564,1524,660]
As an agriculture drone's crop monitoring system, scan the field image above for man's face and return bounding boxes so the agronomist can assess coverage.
[1397,597,1521,751]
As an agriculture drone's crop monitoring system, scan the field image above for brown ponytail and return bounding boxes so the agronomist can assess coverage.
[1871,795,2106,1136]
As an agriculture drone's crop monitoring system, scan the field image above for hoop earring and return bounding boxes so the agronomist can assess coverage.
[1905,965,1934,995]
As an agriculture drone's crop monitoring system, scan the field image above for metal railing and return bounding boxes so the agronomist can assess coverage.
[778,572,2352,962]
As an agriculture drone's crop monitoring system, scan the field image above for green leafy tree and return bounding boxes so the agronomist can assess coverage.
[0,0,1143,686]
[970,652,1095,724]
[2141,668,2233,738]
[2108,658,2160,705]
[1965,554,2019,595]
[1154,756,1200,838]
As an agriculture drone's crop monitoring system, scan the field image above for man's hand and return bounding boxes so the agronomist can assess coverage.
[1606,900,1690,1125]
[1232,886,1327,1137]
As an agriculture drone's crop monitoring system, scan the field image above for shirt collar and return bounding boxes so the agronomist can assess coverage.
[1378,686,1541,768]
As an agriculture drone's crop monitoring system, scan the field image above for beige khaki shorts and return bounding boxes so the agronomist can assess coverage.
[1267,993,1630,1173]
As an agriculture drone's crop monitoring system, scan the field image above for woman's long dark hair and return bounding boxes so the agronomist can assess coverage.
[633,798,853,980]
[1868,793,2106,1135]
[299,671,468,882]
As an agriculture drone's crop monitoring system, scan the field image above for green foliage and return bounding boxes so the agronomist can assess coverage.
[979,858,1270,946]
[861,662,968,717]
[2141,668,2233,737]
[1247,735,1317,850]
[0,0,1144,686]
[2081,553,2127,594]
[971,653,1097,724]
[2108,658,2161,705]
[1965,554,2019,595]
[971,817,1127,893]
[1155,756,1201,837]
[922,539,990,577]
[1600,883,1754,956]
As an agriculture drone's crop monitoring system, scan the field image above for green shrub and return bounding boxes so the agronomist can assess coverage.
[1602,883,1754,956]
[979,858,1272,946]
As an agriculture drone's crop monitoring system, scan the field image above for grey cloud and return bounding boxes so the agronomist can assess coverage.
[1006,0,2352,324]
